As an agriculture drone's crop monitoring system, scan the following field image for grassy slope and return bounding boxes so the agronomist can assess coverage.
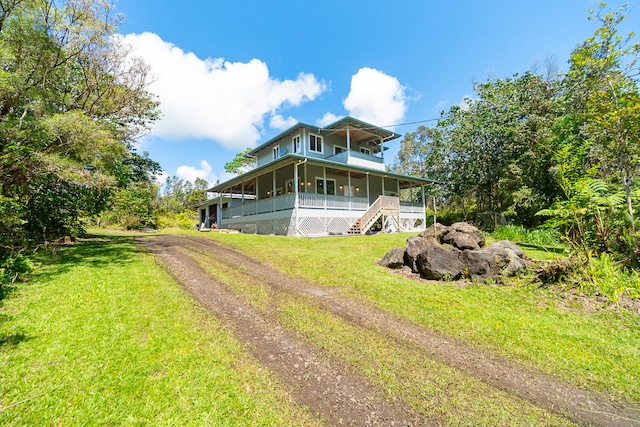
[195,230,640,403]
[0,235,317,426]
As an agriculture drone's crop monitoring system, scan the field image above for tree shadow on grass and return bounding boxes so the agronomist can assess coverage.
[31,234,151,283]
[0,332,32,349]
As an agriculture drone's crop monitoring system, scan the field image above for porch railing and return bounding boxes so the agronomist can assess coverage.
[221,193,410,219]
[399,202,424,214]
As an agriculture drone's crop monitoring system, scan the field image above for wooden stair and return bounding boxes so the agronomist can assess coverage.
[348,196,400,235]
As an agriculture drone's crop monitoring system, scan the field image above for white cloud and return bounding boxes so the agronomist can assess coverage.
[176,160,217,183]
[343,67,407,128]
[153,170,169,185]
[119,32,326,149]
[458,94,474,111]
[269,114,298,130]
[316,112,343,127]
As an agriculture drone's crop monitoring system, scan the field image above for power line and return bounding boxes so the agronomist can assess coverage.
[319,116,443,133]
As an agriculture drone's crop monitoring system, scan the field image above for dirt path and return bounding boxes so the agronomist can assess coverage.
[139,234,640,427]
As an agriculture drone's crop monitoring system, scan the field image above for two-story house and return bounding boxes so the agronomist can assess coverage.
[197,116,433,236]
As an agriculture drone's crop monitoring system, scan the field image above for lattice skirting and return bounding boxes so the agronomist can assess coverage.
[222,211,424,236]
[399,217,425,232]
[295,216,359,237]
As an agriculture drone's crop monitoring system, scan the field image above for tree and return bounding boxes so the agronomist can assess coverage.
[550,2,640,257]
[395,72,561,225]
[0,0,159,257]
[224,148,255,174]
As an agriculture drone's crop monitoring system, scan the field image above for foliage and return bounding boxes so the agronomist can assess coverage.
[393,3,640,267]
[0,0,160,260]
[224,147,256,175]
[492,224,561,246]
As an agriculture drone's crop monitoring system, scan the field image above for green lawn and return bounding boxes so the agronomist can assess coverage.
[0,235,317,426]
[195,230,640,404]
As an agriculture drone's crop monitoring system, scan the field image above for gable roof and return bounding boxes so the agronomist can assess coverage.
[248,116,401,156]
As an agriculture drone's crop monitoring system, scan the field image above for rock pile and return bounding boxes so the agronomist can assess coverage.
[379,222,528,281]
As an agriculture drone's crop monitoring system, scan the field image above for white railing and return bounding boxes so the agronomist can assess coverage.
[222,193,370,218]
[400,202,424,213]
[298,193,368,210]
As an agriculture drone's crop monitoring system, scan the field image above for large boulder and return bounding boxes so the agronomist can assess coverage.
[378,247,406,269]
[476,240,527,276]
[418,223,451,241]
[442,231,480,250]
[416,245,464,280]
[450,222,485,247]
[405,236,438,273]
[379,223,527,281]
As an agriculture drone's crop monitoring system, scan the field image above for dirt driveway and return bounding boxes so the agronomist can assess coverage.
[139,234,640,426]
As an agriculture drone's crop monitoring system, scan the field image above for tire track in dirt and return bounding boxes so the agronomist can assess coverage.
[139,235,425,426]
[162,234,640,427]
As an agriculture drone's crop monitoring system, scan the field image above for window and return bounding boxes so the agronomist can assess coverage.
[292,135,301,153]
[315,178,335,195]
[310,134,323,153]
[360,147,371,155]
[273,145,280,160]
[334,146,345,155]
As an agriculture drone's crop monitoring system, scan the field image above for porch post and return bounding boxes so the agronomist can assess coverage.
[366,172,370,204]
[241,181,245,217]
[255,178,259,215]
[347,170,352,211]
[346,126,351,164]
[397,179,400,198]
[323,166,327,210]
[382,175,385,196]
[218,190,223,229]
[294,161,300,235]
[421,185,426,226]
[380,138,384,160]
[302,128,307,156]
[272,168,276,213]
[304,162,308,193]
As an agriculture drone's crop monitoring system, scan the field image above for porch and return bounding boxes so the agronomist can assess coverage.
[206,155,432,236]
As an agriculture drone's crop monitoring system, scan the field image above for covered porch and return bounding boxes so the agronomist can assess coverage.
[206,155,432,236]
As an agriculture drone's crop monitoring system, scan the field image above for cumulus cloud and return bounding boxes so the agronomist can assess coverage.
[316,112,343,127]
[343,68,407,128]
[269,114,298,130]
[119,32,326,149]
[176,160,217,183]
[153,170,169,185]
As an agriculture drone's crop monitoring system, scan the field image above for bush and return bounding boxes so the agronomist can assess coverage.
[493,224,561,246]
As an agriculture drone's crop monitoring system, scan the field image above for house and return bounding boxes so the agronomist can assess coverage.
[198,116,434,236]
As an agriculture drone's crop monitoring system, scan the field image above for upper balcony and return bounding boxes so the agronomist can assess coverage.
[325,149,385,171]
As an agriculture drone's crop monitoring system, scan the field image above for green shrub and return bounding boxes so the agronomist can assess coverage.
[493,224,561,246]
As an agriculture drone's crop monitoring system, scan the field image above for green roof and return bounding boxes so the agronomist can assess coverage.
[247,116,401,156]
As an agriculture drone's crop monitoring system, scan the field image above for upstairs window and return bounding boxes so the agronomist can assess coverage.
[292,135,301,153]
[360,147,371,155]
[309,134,323,153]
[273,145,280,160]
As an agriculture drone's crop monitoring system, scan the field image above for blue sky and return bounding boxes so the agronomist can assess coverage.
[115,0,639,186]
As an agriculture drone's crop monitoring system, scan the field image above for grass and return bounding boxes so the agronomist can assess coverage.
[183,242,571,425]
[191,230,640,404]
[0,235,318,426]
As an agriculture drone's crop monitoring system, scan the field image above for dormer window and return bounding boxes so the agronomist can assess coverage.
[309,134,323,153]
[292,135,301,153]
